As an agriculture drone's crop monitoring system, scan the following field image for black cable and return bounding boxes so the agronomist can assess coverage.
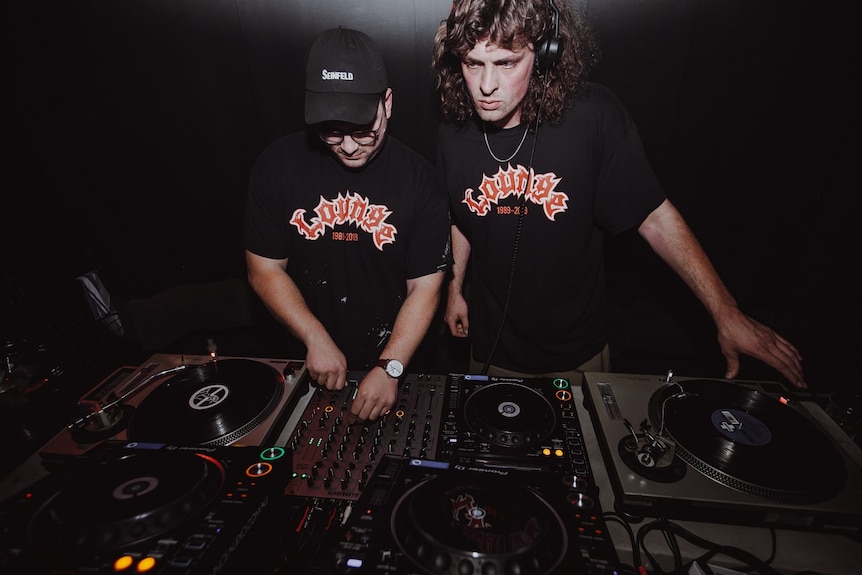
[603,511,642,574]
[480,77,549,375]
[637,518,782,575]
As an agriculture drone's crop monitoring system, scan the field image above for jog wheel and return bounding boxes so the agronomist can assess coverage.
[27,449,225,552]
[392,473,568,575]
[463,382,556,447]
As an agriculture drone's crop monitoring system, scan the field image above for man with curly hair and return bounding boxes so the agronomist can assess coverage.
[432,0,805,388]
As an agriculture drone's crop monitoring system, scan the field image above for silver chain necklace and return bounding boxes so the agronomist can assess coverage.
[483,121,529,163]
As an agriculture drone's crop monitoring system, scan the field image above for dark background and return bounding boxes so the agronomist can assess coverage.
[1,0,859,462]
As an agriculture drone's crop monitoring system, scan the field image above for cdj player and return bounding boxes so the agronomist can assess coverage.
[320,455,620,575]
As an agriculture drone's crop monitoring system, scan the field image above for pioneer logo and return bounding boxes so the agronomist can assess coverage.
[454,464,509,476]
[213,494,269,574]
[321,69,353,80]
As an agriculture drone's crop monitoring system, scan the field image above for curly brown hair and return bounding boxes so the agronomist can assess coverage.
[432,0,600,126]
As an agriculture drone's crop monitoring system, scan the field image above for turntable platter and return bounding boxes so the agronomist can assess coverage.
[27,449,225,552]
[126,359,284,445]
[392,473,567,575]
[649,379,847,502]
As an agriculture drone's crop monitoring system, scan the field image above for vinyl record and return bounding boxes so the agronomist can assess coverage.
[127,359,284,445]
[392,473,567,575]
[26,449,225,552]
[463,382,557,446]
[649,379,847,502]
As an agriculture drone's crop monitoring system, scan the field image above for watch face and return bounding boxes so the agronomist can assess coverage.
[385,359,404,378]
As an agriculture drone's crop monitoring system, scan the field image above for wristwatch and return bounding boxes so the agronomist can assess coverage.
[376,358,404,379]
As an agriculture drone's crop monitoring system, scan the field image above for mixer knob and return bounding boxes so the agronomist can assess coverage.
[306,476,315,488]
[323,477,331,488]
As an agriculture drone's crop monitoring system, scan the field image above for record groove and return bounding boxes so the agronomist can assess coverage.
[648,379,847,503]
[127,359,284,445]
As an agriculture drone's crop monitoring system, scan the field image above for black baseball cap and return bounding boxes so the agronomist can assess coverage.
[305,27,388,126]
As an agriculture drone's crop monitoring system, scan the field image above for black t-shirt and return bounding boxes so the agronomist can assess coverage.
[437,83,665,372]
[244,132,451,368]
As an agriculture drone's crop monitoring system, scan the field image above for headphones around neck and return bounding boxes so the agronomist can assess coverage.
[534,0,565,72]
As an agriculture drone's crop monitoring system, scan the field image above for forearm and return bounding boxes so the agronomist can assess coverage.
[448,224,471,296]
[638,200,739,322]
[639,200,806,387]
[245,252,333,349]
[380,272,445,365]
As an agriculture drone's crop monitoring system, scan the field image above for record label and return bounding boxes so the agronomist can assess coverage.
[711,408,771,446]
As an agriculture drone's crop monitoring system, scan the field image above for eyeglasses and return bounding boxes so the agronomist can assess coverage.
[318,127,380,146]
[317,101,385,146]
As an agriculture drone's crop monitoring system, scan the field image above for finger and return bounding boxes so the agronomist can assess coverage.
[347,401,363,425]
[332,373,346,390]
[446,318,462,337]
[724,355,740,380]
[758,345,806,389]
[772,332,803,359]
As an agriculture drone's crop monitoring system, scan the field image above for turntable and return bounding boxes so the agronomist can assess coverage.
[0,440,293,574]
[39,353,308,462]
[321,455,620,574]
[582,372,862,534]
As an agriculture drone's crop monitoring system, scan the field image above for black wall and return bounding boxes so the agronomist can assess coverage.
[2,0,858,392]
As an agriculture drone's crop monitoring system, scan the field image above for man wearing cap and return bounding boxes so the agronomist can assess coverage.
[243,27,451,424]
